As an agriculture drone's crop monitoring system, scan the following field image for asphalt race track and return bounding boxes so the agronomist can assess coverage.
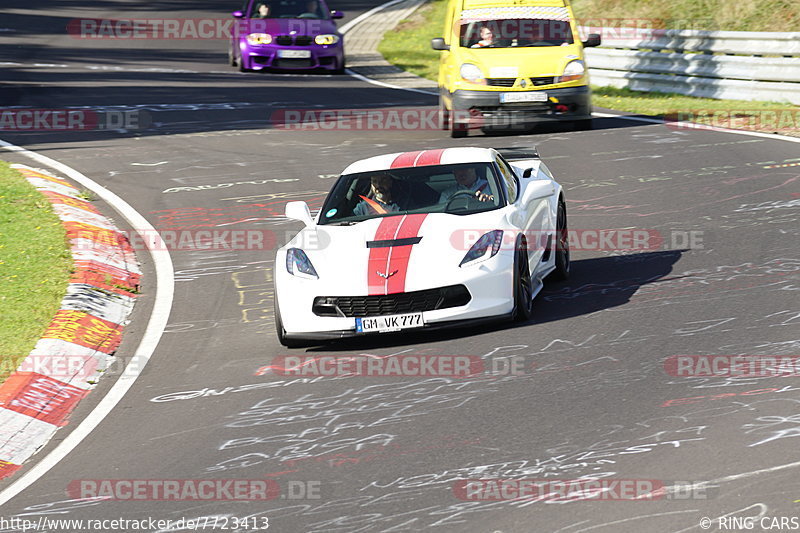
[1,1,800,531]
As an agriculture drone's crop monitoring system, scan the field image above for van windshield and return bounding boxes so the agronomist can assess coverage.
[460,19,574,48]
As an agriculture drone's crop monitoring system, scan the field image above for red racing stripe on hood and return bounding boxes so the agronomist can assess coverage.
[367,216,404,295]
[367,214,429,296]
[385,214,428,295]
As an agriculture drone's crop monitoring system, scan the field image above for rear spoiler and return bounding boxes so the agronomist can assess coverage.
[495,147,539,162]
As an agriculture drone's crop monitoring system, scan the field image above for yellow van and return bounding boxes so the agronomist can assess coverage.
[431,0,600,137]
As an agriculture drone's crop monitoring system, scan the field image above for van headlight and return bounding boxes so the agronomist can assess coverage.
[315,34,340,45]
[246,33,272,45]
[460,63,486,85]
[557,60,584,83]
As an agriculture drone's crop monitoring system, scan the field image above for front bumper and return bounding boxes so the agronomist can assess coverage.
[276,257,515,339]
[241,43,343,70]
[448,85,591,127]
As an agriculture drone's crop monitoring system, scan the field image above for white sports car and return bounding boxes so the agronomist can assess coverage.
[274,147,569,347]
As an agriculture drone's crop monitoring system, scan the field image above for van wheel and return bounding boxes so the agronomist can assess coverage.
[439,99,450,130]
[450,115,467,138]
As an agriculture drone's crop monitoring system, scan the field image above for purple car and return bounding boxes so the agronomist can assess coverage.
[230,0,345,73]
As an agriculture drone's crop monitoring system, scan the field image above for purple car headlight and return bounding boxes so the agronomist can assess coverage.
[314,34,340,45]
[246,33,272,45]
[460,230,503,267]
[286,248,319,279]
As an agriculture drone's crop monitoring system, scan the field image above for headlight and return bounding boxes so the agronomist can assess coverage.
[460,230,503,267]
[460,63,485,84]
[246,33,272,45]
[286,248,319,279]
[315,34,340,45]
[557,60,585,83]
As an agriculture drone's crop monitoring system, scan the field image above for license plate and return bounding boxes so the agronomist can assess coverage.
[500,92,548,103]
[278,49,311,58]
[356,312,424,333]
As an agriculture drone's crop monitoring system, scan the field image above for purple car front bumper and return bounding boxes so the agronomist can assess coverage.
[240,41,344,71]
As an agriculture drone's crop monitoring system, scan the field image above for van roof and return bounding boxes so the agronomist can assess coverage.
[463,0,566,8]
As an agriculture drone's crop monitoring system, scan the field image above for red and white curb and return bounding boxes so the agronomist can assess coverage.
[0,165,140,481]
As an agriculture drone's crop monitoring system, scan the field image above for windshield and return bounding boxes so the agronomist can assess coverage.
[318,163,503,225]
[460,19,574,48]
[250,0,328,19]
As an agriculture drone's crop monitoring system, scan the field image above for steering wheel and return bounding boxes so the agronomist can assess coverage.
[444,189,478,212]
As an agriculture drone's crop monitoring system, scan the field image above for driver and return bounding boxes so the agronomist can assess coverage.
[354,173,404,216]
[298,0,320,18]
[439,167,494,203]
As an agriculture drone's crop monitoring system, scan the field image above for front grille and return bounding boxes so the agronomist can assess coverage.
[273,58,314,68]
[487,78,516,87]
[531,76,555,86]
[274,35,312,45]
[313,285,472,318]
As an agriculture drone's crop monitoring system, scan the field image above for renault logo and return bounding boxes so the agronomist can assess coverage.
[519,79,528,88]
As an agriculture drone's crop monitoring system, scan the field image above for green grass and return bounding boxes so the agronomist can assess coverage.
[0,162,73,384]
[377,0,447,82]
[571,0,800,32]
[378,0,799,131]
[592,86,798,124]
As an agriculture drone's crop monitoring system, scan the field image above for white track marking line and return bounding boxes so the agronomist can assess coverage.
[0,139,175,507]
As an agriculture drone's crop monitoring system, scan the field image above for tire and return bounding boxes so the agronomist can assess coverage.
[274,295,308,348]
[333,57,346,75]
[439,97,450,130]
[229,47,237,67]
[512,240,534,322]
[549,199,570,281]
[450,115,467,138]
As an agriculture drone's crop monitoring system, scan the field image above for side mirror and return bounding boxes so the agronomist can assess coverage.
[430,38,450,51]
[582,33,601,48]
[522,168,533,178]
[232,10,244,18]
[285,201,315,227]
[330,10,344,19]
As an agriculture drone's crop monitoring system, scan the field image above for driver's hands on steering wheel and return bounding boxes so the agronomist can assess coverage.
[475,190,493,202]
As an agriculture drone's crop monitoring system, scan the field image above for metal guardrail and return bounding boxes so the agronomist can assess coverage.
[581,28,800,104]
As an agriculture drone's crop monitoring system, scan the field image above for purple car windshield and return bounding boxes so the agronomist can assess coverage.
[250,0,329,19]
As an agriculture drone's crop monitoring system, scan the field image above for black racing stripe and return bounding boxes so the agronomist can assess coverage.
[366,236,422,248]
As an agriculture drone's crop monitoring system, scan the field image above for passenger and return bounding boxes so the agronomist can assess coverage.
[253,2,271,18]
[354,173,404,216]
[439,167,494,203]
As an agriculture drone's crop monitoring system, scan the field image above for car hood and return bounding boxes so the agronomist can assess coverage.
[244,18,339,35]
[284,211,510,295]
